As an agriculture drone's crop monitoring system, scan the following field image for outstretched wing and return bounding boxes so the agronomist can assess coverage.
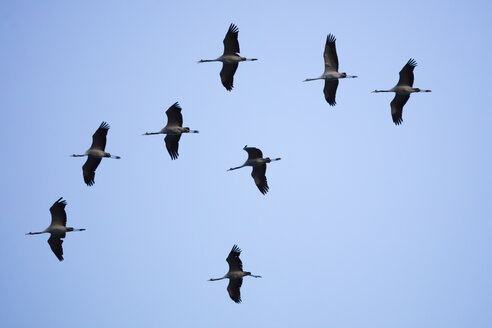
[48,235,64,261]
[226,244,243,272]
[390,94,410,125]
[397,58,417,87]
[243,146,263,160]
[220,63,238,91]
[251,164,269,195]
[82,157,102,186]
[323,79,339,106]
[223,23,240,55]
[165,134,181,160]
[165,102,183,127]
[49,197,67,227]
[90,121,110,151]
[323,34,339,73]
[227,278,243,303]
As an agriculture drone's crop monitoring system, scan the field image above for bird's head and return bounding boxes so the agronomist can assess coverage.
[341,72,347,78]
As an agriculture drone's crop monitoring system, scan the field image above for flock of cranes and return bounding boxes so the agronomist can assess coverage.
[26,23,431,303]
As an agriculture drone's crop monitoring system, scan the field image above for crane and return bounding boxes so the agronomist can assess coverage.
[71,121,120,186]
[143,102,199,160]
[198,23,257,91]
[228,145,281,195]
[26,197,85,261]
[372,58,431,125]
[209,245,261,303]
[304,34,357,106]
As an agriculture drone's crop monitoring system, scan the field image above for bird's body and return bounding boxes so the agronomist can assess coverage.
[198,24,257,91]
[71,121,120,186]
[228,145,281,195]
[304,34,357,106]
[26,197,85,261]
[209,245,261,303]
[372,58,431,125]
[143,102,199,160]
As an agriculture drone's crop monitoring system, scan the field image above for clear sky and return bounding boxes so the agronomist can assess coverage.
[1,0,491,327]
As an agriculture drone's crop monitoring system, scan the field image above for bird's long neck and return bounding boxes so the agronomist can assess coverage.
[265,157,281,163]
[243,58,257,61]
[183,127,199,134]
[249,274,262,278]
[344,74,358,78]
[67,228,86,232]
[110,155,121,159]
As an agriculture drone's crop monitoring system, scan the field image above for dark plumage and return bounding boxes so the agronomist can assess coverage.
[227,146,281,195]
[209,245,261,304]
[26,197,85,261]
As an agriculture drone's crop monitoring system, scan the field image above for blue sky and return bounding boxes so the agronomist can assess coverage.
[1,1,491,327]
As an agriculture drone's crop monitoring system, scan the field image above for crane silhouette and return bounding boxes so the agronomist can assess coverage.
[372,58,431,125]
[26,197,85,261]
[143,102,199,160]
[71,121,120,186]
[199,24,257,91]
[228,146,281,195]
[304,34,357,105]
[209,245,261,303]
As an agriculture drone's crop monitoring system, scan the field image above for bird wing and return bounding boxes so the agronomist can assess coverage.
[323,34,339,73]
[397,58,417,87]
[227,278,243,303]
[223,23,240,55]
[90,121,110,151]
[220,63,238,91]
[323,79,339,106]
[390,94,410,125]
[48,235,64,261]
[165,134,181,160]
[243,146,263,160]
[49,197,67,227]
[82,157,102,186]
[252,164,269,195]
[226,244,243,272]
[165,102,183,127]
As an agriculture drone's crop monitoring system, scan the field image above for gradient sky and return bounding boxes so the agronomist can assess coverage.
[1,1,491,327]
